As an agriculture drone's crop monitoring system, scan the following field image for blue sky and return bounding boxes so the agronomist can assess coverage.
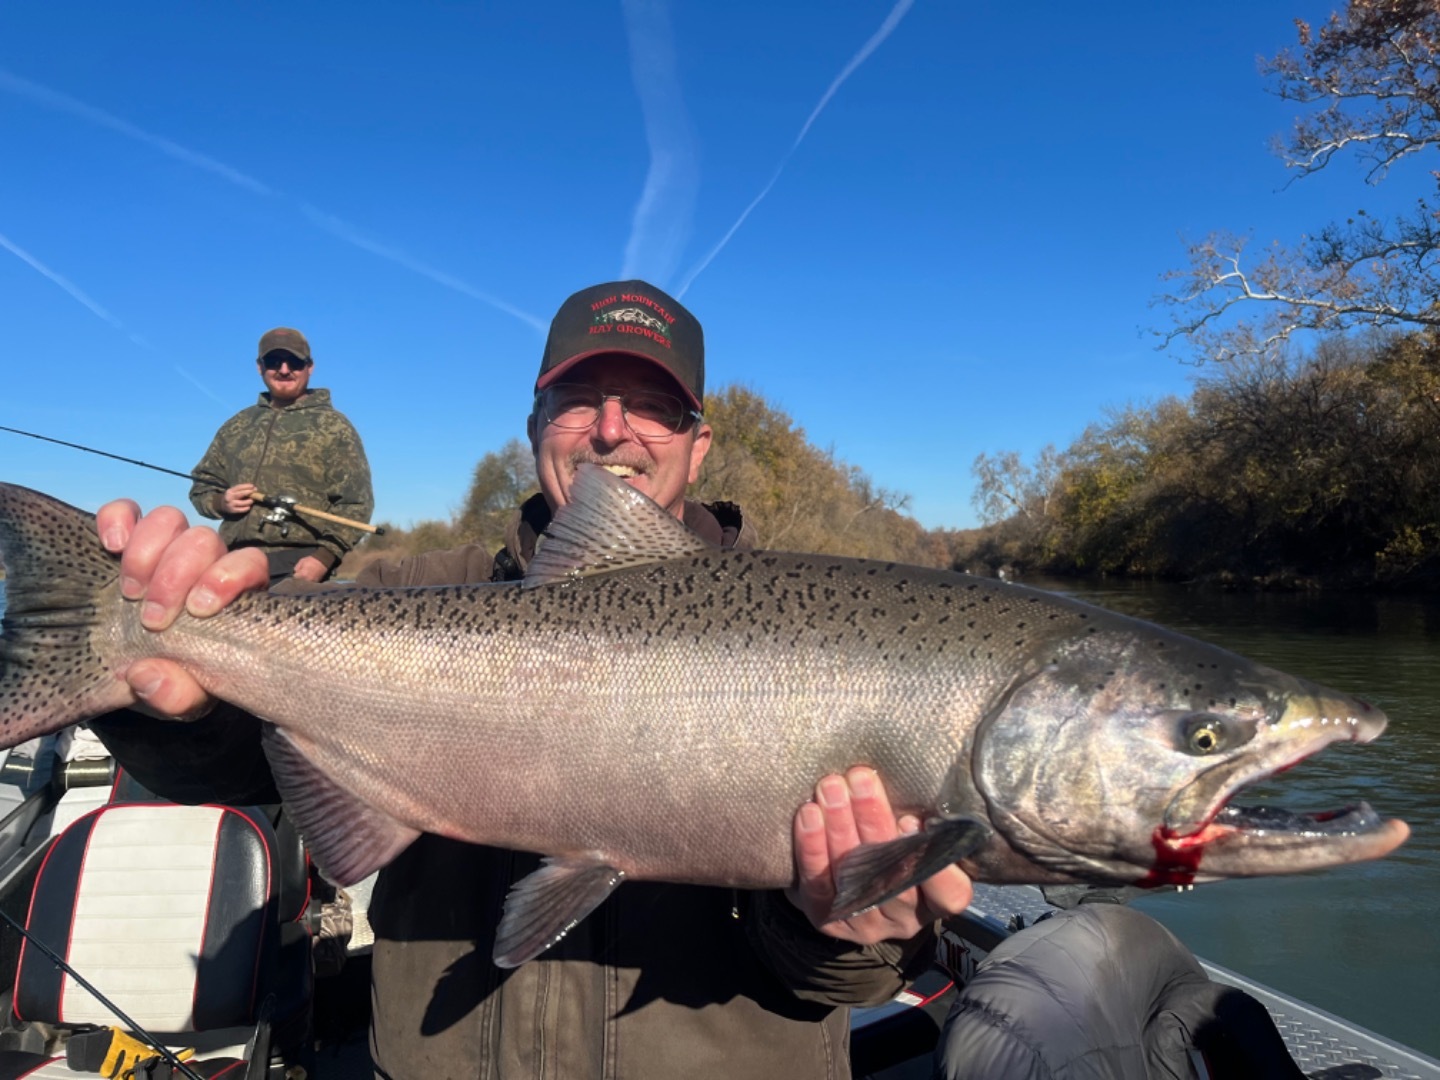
[1,1,1422,531]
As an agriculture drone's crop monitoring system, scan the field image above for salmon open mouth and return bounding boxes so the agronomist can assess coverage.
[1150,796,1409,883]
[1209,801,1387,836]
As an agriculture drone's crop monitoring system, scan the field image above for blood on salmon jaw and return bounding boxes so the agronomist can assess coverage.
[0,466,1409,967]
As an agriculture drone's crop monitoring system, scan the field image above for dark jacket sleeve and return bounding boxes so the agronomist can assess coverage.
[745,890,936,1007]
[355,543,496,587]
[88,705,280,806]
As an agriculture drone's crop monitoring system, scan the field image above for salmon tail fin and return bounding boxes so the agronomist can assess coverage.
[0,482,129,749]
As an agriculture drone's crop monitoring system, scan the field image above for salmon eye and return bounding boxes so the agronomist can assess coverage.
[1184,715,1225,754]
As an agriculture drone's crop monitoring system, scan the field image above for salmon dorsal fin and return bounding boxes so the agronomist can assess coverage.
[522,463,712,588]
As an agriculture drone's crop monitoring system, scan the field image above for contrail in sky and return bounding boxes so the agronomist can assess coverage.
[675,0,915,297]
[0,68,274,196]
[301,207,548,333]
[619,0,700,285]
[0,66,542,330]
[0,229,226,403]
[0,230,135,338]
[173,365,228,406]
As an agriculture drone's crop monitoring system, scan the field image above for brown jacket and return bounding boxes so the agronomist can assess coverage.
[93,496,933,1079]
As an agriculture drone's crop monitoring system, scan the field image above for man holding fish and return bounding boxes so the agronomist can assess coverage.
[84,281,974,1078]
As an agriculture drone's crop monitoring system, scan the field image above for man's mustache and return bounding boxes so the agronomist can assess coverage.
[569,451,651,476]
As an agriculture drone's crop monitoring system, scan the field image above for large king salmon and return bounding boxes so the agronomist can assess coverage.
[0,465,1409,966]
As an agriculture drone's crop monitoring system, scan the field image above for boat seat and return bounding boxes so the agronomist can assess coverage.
[0,803,313,1080]
[106,765,160,804]
[108,769,314,932]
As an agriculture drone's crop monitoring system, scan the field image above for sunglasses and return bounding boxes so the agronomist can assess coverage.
[261,354,311,371]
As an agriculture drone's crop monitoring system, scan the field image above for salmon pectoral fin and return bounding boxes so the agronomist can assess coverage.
[827,814,991,922]
[261,724,421,885]
[494,856,626,968]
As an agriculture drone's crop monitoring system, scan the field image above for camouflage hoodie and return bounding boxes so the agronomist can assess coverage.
[189,388,374,569]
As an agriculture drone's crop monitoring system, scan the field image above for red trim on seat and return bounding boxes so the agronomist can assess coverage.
[18,1055,66,1077]
[914,979,955,1007]
[296,861,313,925]
[13,805,106,1024]
[108,766,125,803]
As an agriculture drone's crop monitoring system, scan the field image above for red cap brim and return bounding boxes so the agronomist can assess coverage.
[534,348,703,411]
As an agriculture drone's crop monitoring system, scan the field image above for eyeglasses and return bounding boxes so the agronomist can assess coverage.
[538,383,701,439]
[262,354,311,371]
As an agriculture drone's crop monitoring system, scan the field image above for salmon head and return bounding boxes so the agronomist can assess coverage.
[968,618,1410,886]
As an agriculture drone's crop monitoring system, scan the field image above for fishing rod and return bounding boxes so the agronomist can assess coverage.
[0,908,206,1080]
[0,425,384,536]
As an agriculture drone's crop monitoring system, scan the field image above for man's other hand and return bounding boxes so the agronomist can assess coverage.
[788,767,973,945]
[96,499,268,719]
[293,555,329,582]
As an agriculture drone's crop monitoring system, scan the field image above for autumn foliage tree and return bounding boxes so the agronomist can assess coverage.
[973,327,1440,585]
[692,386,946,564]
[455,439,539,552]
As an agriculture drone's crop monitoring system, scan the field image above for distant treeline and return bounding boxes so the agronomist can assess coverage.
[12,337,1432,592]
[959,329,1440,589]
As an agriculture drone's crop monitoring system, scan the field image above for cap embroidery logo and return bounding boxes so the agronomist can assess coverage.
[593,307,671,337]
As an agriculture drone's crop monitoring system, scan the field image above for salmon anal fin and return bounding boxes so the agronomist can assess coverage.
[828,814,990,922]
[494,855,626,968]
[261,724,420,885]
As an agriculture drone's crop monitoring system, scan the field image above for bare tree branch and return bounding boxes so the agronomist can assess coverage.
[1158,1,1440,363]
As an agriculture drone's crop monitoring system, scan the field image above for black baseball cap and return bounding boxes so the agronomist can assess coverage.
[536,281,704,410]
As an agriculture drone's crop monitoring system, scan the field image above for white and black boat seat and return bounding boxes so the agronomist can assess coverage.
[0,803,313,1080]
[106,766,160,805]
[106,771,312,933]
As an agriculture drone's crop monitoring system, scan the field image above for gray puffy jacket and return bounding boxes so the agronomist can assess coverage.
[934,903,1304,1079]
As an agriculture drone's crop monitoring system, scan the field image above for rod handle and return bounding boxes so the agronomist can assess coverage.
[252,491,385,535]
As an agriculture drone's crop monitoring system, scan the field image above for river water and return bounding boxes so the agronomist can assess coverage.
[1,578,1436,1055]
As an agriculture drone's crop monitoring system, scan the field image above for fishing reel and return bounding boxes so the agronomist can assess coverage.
[257,493,298,538]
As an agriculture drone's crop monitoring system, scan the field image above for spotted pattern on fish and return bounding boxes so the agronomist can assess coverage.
[0,485,118,736]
